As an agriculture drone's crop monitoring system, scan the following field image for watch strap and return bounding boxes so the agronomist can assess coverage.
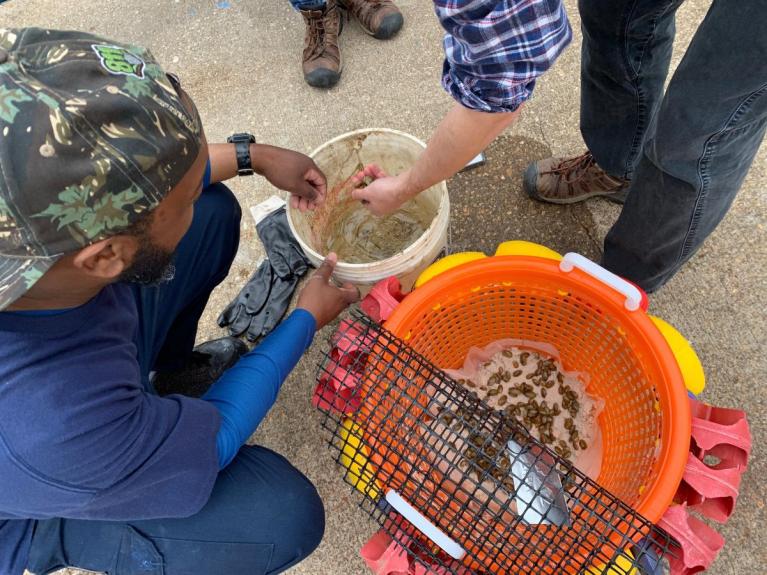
[227,133,256,176]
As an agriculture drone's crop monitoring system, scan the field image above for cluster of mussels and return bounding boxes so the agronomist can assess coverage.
[438,405,517,491]
[441,348,591,485]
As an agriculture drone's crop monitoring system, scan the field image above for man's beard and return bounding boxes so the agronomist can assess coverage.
[118,236,177,286]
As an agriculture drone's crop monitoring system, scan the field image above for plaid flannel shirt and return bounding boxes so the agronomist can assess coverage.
[435,0,572,113]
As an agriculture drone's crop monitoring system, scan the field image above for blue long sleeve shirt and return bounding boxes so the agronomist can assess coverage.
[204,309,316,468]
[0,284,314,574]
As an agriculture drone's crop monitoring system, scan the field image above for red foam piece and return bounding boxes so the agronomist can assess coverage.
[333,321,364,354]
[689,399,751,469]
[658,505,724,575]
[333,319,376,356]
[671,398,752,523]
[311,379,337,412]
[330,364,362,391]
[360,530,411,575]
[360,527,471,575]
[314,319,376,414]
[312,380,360,414]
[676,455,741,523]
[327,347,370,374]
[361,277,406,323]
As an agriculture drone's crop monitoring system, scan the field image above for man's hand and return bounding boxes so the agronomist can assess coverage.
[351,104,522,216]
[252,144,327,212]
[297,253,359,330]
[350,164,412,216]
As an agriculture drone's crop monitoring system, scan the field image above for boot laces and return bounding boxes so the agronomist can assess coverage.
[306,12,327,61]
[543,151,599,184]
[346,0,388,22]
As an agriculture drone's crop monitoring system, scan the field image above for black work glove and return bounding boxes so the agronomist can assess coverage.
[218,207,312,342]
[256,208,310,278]
[240,275,301,341]
[217,260,273,338]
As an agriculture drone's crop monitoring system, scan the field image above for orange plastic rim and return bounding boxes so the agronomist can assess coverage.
[385,256,691,524]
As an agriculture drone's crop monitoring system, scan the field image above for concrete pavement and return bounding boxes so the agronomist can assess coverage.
[2,0,764,573]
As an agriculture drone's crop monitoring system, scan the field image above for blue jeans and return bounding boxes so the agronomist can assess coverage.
[581,0,767,291]
[289,0,326,9]
[25,185,325,575]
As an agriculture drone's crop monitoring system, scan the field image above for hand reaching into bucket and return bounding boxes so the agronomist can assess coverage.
[297,253,360,329]
[251,145,327,212]
[351,164,411,216]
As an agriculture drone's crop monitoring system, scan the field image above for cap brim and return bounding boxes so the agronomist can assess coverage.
[0,256,58,311]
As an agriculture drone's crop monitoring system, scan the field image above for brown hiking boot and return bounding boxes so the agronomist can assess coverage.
[339,0,404,39]
[301,0,343,88]
[523,151,630,204]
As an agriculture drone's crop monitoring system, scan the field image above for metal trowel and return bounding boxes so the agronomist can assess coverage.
[507,438,571,527]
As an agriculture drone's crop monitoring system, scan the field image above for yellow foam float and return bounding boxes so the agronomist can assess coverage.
[339,418,381,499]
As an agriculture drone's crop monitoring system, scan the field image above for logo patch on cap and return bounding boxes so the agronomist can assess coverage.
[91,44,145,79]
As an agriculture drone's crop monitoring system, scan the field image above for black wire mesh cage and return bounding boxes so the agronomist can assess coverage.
[315,310,680,574]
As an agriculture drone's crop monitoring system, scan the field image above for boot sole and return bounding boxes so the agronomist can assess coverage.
[305,67,342,88]
[523,163,628,205]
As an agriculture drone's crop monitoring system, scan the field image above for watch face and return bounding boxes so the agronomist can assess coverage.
[228,133,255,144]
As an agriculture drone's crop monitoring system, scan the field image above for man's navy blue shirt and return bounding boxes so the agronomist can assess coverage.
[0,284,220,574]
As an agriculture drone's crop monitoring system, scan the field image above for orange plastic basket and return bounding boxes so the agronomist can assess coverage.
[383,256,691,523]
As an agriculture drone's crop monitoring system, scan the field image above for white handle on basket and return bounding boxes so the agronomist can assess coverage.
[559,253,643,311]
[385,490,466,560]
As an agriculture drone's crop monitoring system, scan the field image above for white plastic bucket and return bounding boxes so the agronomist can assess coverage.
[287,129,450,294]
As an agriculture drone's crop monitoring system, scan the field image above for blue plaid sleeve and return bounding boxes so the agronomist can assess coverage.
[435,0,572,113]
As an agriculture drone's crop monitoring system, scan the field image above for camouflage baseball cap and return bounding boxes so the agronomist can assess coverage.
[0,27,203,310]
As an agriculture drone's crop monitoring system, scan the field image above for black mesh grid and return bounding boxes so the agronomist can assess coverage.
[316,310,680,574]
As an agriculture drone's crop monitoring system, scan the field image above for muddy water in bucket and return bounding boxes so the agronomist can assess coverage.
[321,198,434,264]
[299,130,442,266]
[287,129,449,294]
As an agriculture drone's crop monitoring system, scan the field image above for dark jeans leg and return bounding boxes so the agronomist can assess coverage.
[131,183,241,390]
[288,0,325,9]
[26,446,325,575]
[579,0,685,179]
[603,0,767,291]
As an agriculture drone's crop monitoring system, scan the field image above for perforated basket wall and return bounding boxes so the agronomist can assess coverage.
[384,257,690,521]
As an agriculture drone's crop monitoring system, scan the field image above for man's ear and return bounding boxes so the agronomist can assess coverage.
[71,235,138,280]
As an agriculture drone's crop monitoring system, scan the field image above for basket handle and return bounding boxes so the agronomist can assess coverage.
[385,490,466,560]
[560,253,643,311]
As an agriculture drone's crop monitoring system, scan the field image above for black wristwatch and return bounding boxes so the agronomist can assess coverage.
[227,132,256,176]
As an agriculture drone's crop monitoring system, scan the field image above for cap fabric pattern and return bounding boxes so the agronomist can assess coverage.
[0,27,203,309]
